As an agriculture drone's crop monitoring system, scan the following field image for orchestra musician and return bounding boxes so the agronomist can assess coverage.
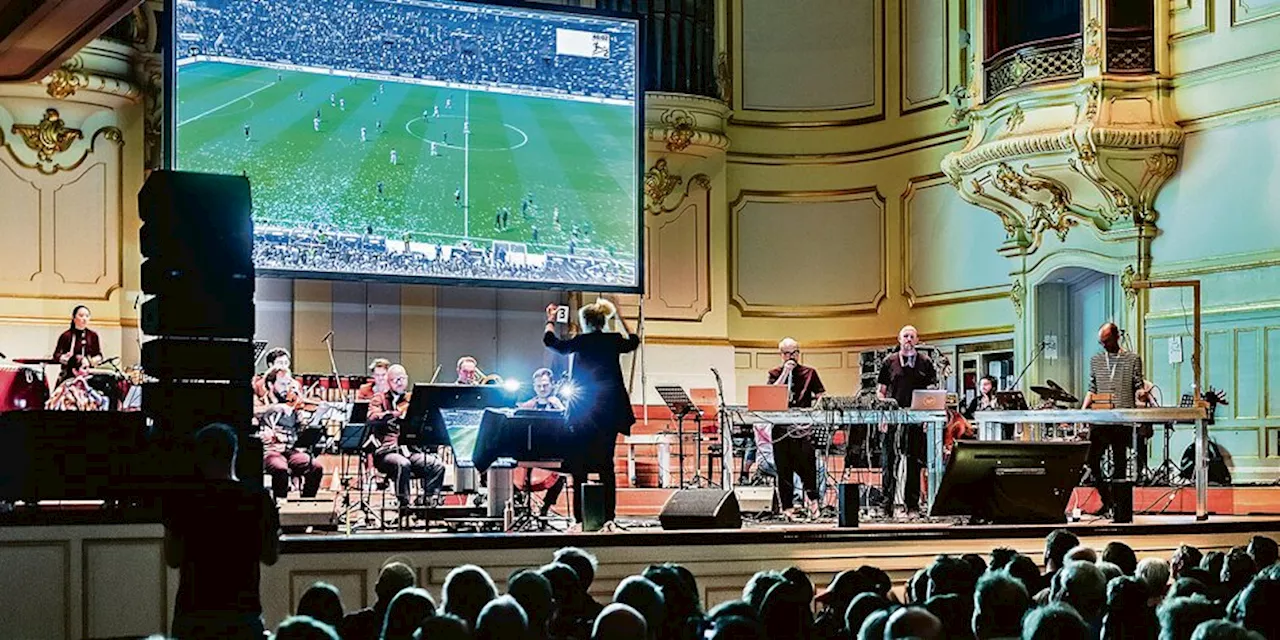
[253,347,295,398]
[356,358,391,401]
[46,354,109,411]
[766,337,825,519]
[368,364,446,508]
[518,368,566,411]
[53,306,103,378]
[963,375,1000,419]
[543,298,639,528]
[253,367,325,500]
[1082,321,1148,516]
[517,368,567,516]
[876,325,939,515]
[455,356,481,385]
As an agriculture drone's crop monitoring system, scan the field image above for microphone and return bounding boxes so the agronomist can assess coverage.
[0,350,7,359]
[321,331,334,344]
[1011,340,1050,390]
[100,356,119,365]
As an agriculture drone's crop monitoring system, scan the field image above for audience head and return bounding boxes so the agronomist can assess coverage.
[668,563,703,613]
[706,615,766,640]
[415,613,471,640]
[1173,545,1205,580]
[989,548,1018,571]
[858,608,893,640]
[708,599,758,624]
[1246,536,1278,570]
[1227,577,1280,639]
[1006,555,1043,595]
[856,565,893,597]
[1102,576,1157,640]
[814,569,872,613]
[963,553,989,576]
[506,569,553,638]
[1182,567,1217,589]
[1138,557,1173,600]
[927,555,978,599]
[1050,561,1107,623]
[924,594,971,640]
[1046,529,1082,573]
[845,592,891,639]
[1158,596,1224,640]
[442,564,499,628]
[885,606,943,640]
[1065,544,1099,565]
[539,562,581,609]
[782,566,815,603]
[275,615,339,640]
[907,568,930,604]
[193,423,238,479]
[553,547,598,589]
[1097,561,1124,585]
[1220,548,1256,596]
[759,579,814,640]
[1169,577,1212,601]
[592,602,647,640]
[643,563,700,627]
[375,561,417,606]
[474,595,527,640]
[613,575,665,639]
[1023,602,1090,640]
[742,570,785,612]
[382,588,436,640]
[973,571,1030,640]
[1190,620,1264,640]
[296,582,343,630]
[1201,552,1227,583]
[1103,542,1139,577]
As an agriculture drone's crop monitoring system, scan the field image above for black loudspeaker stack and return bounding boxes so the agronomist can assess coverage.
[138,171,259,486]
[658,489,742,530]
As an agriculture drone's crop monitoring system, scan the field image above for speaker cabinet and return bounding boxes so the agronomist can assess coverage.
[659,489,742,530]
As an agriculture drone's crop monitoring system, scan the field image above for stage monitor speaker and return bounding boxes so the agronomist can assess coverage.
[581,482,608,532]
[141,295,255,339]
[142,337,256,381]
[278,498,338,532]
[1111,481,1134,523]
[732,486,774,514]
[929,441,1089,524]
[837,483,860,528]
[659,489,742,530]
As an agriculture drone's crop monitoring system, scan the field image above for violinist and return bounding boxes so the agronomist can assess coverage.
[369,364,445,509]
[254,367,324,500]
[46,354,108,411]
[356,358,391,400]
[252,347,296,399]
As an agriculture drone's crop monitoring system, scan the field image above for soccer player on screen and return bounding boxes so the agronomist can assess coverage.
[313,117,321,132]
[553,207,560,227]
[330,93,335,106]
[433,105,439,118]
[297,90,304,101]
[454,188,461,207]
[430,142,438,156]
[445,97,452,109]
[379,83,385,94]
[463,121,470,135]
[360,127,367,142]
[531,225,539,244]
[243,124,251,141]
[376,120,382,132]
[340,98,346,111]
[443,132,449,144]
[390,149,398,165]
[377,182,384,197]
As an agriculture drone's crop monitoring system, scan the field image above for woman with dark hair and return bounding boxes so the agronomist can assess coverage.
[543,298,639,528]
[53,305,102,369]
[46,354,108,411]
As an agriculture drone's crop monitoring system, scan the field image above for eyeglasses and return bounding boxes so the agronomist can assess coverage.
[781,349,800,356]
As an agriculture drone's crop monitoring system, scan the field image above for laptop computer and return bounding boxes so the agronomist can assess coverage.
[910,389,948,411]
[747,385,789,411]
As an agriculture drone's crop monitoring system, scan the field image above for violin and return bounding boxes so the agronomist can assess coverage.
[943,407,975,460]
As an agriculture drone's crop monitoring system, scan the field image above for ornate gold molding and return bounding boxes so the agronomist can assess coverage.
[1083,18,1102,65]
[644,158,682,208]
[1121,264,1137,308]
[715,51,732,104]
[1009,279,1025,318]
[45,57,90,100]
[661,109,696,152]
[11,109,82,163]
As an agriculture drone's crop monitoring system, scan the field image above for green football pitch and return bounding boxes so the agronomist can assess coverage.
[176,61,638,257]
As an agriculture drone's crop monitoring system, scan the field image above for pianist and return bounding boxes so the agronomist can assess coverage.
[518,368,566,411]
[766,337,825,519]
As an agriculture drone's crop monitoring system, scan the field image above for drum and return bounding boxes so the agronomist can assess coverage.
[0,364,49,411]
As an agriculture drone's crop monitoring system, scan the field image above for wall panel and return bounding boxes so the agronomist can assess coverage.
[83,539,167,639]
[900,0,948,112]
[901,175,1008,306]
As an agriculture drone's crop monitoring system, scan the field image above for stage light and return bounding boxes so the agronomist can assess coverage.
[558,381,579,401]
[502,379,521,392]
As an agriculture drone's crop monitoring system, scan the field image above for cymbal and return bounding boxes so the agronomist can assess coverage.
[1031,383,1078,404]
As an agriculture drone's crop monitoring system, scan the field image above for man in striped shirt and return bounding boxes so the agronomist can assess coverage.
[1082,322,1149,514]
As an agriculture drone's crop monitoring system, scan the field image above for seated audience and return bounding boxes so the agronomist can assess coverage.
[1050,561,1107,632]
[475,595,528,640]
[381,588,435,640]
[1159,596,1224,640]
[885,606,943,640]
[274,615,339,640]
[592,603,648,640]
[1101,576,1157,640]
[973,571,1030,640]
[1103,542,1140,577]
[508,569,555,640]
[613,576,666,640]
[442,565,500,629]
[296,582,343,630]
[1023,603,1090,640]
[341,561,416,640]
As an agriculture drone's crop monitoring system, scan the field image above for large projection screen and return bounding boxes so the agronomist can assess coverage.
[172,0,642,292]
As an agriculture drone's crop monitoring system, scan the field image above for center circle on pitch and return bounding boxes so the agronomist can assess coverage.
[404,114,528,151]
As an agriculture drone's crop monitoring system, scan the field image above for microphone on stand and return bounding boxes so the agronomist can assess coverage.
[320,330,334,344]
[1011,340,1050,390]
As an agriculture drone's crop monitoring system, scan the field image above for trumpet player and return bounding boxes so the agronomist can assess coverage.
[455,356,481,385]
[766,337,825,519]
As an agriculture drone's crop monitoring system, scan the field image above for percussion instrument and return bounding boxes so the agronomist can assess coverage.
[0,363,49,411]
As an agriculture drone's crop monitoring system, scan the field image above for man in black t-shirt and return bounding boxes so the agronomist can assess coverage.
[766,337,826,518]
[876,325,938,514]
[165,423,280,640]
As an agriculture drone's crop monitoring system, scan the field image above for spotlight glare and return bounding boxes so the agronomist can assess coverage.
[559,382,579,401]
[502,379,521,392]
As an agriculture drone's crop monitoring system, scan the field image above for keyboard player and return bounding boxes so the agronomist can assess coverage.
[766,337,825,519]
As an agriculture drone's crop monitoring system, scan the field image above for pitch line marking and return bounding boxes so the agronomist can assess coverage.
[178,81,278,127]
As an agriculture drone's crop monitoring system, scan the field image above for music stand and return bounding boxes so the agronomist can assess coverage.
[655,385,705,488]
[334,421,379,531]
[401,383,518,450]
[252,340,269,366]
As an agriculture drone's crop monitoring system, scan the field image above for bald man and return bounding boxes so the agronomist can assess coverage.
[766,337,825,518]
[1082,321,1146,515]
[368,364,445,509]
[877,325,938,515]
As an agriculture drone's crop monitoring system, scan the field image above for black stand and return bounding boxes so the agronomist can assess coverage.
[335,422,380,532]
[656,385,708,488]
